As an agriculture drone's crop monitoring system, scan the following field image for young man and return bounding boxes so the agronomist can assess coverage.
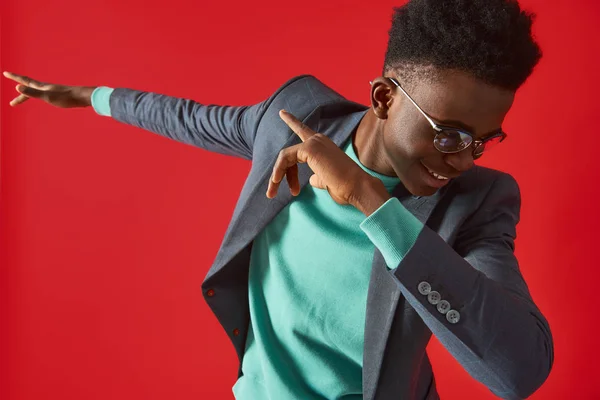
[3,0,553,398]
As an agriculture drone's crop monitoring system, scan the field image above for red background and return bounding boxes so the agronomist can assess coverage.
[1,0,599,398]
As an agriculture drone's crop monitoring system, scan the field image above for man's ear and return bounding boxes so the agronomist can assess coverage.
[370,77,395,120]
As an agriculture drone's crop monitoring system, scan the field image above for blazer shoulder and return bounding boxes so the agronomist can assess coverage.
[456,165,519,193]
[263,75,348,117]
[445,166,521,215]
[275,74,346,101]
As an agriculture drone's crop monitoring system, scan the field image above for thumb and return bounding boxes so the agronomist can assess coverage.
[16,84,44,98]
[309,174,327,190]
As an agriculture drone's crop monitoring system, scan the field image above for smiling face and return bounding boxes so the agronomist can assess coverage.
[371,69,515,196]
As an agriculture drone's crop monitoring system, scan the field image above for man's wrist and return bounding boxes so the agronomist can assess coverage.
[76,86,97,107]
[352,176,392,217]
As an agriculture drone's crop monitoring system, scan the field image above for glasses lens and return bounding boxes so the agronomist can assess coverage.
[434,130,473,153]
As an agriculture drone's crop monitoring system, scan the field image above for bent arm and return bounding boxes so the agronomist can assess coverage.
[360,174,554,399]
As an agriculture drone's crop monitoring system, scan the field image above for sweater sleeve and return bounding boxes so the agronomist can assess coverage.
[360,197,424,269]
[91,87,114,117]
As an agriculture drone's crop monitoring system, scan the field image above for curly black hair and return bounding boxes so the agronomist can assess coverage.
[384,0,542,91]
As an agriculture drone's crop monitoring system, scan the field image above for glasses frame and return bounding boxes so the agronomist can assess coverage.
[371,77,507,159]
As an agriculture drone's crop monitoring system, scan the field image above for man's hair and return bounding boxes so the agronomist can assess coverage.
[383,0,542,91]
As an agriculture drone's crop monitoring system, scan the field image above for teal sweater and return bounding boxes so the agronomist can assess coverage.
[92,87,424,399]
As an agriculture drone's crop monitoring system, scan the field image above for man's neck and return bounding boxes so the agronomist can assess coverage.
[352,109,397,177]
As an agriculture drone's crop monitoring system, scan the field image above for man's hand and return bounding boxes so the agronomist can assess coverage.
[3,71,96,108]
[267,110,392,216]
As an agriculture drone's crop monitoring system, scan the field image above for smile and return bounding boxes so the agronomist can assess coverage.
[422,164,450,180]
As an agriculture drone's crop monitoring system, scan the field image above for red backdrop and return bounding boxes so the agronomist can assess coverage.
[1,0,599,398]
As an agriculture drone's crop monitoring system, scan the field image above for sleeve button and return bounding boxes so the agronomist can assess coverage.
[418,281,432,295]
[427,291,441,305]
[437,300,450,314]
[446,310,460,324]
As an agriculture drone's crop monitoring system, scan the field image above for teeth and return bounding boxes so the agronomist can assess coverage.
[425,167,449,180]
[432,172,448,180]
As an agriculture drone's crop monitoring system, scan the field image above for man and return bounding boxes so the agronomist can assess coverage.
[3,0,553,398]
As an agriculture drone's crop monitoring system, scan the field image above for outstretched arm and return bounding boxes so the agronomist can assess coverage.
[3,71,275,160]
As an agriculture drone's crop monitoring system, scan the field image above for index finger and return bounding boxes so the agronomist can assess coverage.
[279,109,315,142]
[2,71,46,89]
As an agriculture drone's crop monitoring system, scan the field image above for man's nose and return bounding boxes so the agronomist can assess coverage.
[443,149,474,173]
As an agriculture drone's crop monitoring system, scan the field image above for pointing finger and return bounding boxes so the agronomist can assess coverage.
[279,109,315,142]
[3,71,48,90]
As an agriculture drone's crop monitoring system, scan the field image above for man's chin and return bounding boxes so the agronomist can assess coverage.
[398,165,446,197]
[406,182,439,197]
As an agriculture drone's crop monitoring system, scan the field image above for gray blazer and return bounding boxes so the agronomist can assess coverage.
[107,75,553,400]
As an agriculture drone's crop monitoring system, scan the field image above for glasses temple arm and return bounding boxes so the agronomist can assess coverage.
[372,78,440,131]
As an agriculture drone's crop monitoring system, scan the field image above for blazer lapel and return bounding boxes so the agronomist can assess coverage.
[362,187,444,400]
[205,106,368,281]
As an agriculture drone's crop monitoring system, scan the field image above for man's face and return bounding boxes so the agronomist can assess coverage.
[376,70,515,196]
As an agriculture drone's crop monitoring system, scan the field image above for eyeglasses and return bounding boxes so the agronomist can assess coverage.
[371,77,507,160]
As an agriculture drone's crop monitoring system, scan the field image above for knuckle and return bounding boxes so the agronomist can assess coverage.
[276,149,287,164]
[305,139,320,153]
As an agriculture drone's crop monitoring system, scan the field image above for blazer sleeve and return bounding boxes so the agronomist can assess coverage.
[389,173,554,399]
[104,76,309,160]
